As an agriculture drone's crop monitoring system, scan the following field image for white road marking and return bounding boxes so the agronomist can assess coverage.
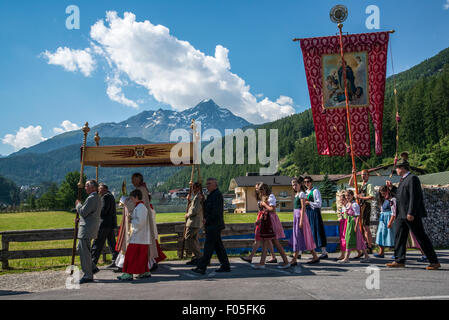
[372,295,449,300]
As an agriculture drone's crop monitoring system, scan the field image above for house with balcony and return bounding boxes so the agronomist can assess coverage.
[228,173,295,213]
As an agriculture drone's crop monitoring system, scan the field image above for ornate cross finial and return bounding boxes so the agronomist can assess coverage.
[94,132,100,146]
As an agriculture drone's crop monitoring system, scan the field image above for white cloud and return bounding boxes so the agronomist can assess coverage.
[106,73,139,108]
[53,120,81,134]
[43,11,295,123]
[2,125,47,151]
[42,47,96,76]
[444,0,449,9]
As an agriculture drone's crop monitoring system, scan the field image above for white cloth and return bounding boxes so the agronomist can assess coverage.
[115,252,125,268]
[298,191,307,199]
[307,188,322,209]
[351,202,361,216]
[268,194,277,207]
[129,203,151,245]
[390,198,397,217]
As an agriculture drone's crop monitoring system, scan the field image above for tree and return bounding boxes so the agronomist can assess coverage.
[56,171,87,210]
[319,173,337,207]
[27,193,37,210]
[37,182,59,209]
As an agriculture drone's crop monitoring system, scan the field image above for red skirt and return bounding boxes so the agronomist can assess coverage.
[123,243,149,274]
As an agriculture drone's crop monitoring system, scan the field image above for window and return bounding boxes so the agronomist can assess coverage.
[279,191,288,198]
[281,202,286,208]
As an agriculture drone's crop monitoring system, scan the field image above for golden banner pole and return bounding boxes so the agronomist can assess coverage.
[94,132,100,182]
[70,122,90,274]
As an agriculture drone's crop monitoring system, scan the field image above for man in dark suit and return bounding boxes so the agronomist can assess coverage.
[192,178,230,275]
[386,160,440,270]
[91,183,119,272]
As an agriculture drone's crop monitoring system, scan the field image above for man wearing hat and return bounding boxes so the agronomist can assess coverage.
[386,159,440,270]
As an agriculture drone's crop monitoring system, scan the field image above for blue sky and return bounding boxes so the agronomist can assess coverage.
[1,0,449,155]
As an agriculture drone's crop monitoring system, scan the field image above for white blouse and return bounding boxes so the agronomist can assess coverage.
[268,194,276,207]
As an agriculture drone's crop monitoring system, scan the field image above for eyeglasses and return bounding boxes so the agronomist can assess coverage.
[304,181,311,183]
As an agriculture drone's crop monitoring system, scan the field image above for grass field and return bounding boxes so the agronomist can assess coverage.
[0,210,337,275]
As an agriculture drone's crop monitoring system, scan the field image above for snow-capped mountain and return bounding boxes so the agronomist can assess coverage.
[11,99,252,156]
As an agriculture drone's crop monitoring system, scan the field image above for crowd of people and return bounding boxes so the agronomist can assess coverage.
[73,158,441,284]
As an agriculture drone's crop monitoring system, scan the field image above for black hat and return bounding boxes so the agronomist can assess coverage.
[396,159,410,170]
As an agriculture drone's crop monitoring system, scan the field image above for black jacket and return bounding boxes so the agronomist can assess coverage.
[204,188,225,231]
[392,173,427,219]
[99,191,117,229]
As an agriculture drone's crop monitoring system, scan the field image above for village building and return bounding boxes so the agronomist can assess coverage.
[228,173,345,213]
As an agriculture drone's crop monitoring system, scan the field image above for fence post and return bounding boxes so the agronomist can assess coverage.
[177,234,184,259]
[1,236,9,269]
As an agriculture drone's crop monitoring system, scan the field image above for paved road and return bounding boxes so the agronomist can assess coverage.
[1,250,449,300]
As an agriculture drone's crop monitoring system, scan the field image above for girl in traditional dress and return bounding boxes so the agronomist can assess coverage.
[374,186,396,258]
[304,176,328,261]
[117,189,152,281]
[338,190,370,263]
[240,183,277,264]
[337,193,347,260]
[289,177,319,266]
[251,183,290,269]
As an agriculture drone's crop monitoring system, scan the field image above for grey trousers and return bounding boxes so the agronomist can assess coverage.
[185,227,202,259]
[77,239,93,279]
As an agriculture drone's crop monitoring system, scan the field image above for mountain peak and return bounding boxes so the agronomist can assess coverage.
[194,98,218,109]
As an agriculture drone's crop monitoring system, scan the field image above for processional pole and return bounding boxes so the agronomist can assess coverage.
[330,5,359,199]
[94,132,100,182]
[70,122,90,274]
[180,119,198,259]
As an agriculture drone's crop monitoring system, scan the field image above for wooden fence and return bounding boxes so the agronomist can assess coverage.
[0,221,350,269]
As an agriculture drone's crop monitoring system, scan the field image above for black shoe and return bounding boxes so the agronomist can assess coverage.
[306,259,320,264]
[215,266,231,273]
[150,263,158,272]
[191,267,206,275]
[186,259,199,266]
[319,253,328,259]
[113,267,123,273]
[79,277,94,284]
[92,267,100,275]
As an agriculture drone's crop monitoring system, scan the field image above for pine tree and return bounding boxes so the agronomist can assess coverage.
[319,173,336,207]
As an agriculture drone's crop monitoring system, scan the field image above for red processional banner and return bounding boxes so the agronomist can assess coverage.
[299,31,389,156]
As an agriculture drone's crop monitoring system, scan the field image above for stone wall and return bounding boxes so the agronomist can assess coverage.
[336,186,449,248]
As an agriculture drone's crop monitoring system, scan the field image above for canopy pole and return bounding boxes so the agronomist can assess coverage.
[94,132,100,182]
[70,122,90,274]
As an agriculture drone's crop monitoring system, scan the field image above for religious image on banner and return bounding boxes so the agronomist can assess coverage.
[299,31,390,156]
[323,52,369,108]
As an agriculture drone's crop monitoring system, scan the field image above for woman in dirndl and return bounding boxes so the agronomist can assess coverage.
[374,186,396,258]
[338,190,370,264]
[240,183,277,264]
[289,177,318,266]
[251,183,290,269]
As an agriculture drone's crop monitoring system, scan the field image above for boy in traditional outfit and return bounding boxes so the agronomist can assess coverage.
[117,189,152,281]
